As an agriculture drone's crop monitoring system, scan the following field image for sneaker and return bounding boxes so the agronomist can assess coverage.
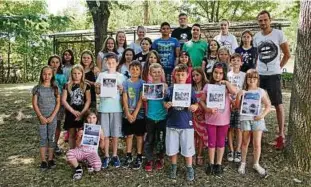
[40,161,48,171]
[275,136,284,150]
[227,151,234,162]
[112,156,121,168]
[73,167,83,180]
[54,145,62,156]
[169,164,177,179]
[234,151,241,163]
[155,158,164,170]
[145,160,153,172]
[253,164,266,176]
[238,162,246,175]
[101,157,110,169]
[122,155,133,168]
[132,156,143,170]
[48,160,56,169]
[186,166,195,181]
[214,164,223,175]
[87,165,94,173]
[205,164,214,175]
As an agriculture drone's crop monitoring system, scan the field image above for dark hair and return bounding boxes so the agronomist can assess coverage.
[129,60,142,71]
[178,51,192,67]
[101,37,118,54]
[257,10,271,19]
[39,65,59,97]
[48,55,63,74]
[210,62,228,84]
[62,49,74,66]
[174,63,188,73]
[142,50,162,81]
[105,52,118,62]
[192,23,201,29]
[178,13,187,17]
[240,30,253,47]
[118,48,135,71]
[115,31,127,49]
[191,67,208,91]
[160,22,170,29]
[230,53,242,61]
[80,50,95,71]
[140,37,152,47]
[208,39,220,57]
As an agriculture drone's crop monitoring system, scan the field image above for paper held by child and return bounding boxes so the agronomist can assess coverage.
[206,84,226,110]
[172,84,191,107]
[81,123,101,151]
[240,91,261,117]
[100,74,117,98]
[143,83,164,100]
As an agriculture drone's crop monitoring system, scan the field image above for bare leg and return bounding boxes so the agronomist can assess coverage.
[275,104,285,138]
[40,147,47,162]
[236,129,242,152]
[55,121,61,145]
[125,135,133,153]
[252,131,263,165]
[68,159,79,168]
[171,154,177,164]
[136,136,143,154]
[112,137,118,157]
[228,128,234,152]
[185,156,192,166]
[48,148,54,160]
[68,128,76,149]
[216,147,225,165]
[241,131,250,163]
[104,137,110,157]
[208,148,215,164]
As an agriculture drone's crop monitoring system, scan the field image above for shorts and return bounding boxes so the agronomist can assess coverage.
[230,110,240,129]
[165,127,195,157]
[57,106,65,121]
[240,120,267,131]
[260,74,282,106]
[122,118,146,136]
[100,112,122,137]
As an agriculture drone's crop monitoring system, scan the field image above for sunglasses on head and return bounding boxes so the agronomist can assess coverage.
[214,62,226,68]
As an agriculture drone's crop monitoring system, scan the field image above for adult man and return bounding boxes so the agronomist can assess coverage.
[182,24,208,67]
[171,13,192,49]
[253,10,291,149]
[214,19,238,54]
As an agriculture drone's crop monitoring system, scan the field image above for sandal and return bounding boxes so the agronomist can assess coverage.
[196,156,204,166]
[73,168,83,180]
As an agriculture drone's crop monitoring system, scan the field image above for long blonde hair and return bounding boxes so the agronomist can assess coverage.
[67,64,88,94]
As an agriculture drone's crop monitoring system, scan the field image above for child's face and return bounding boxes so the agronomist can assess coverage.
[125,51,134,62]
[179,54,189,65]
[141,40,150,52]
[209,41,218,52]
[42,68,53,83]
[191,26,200,38]
[160,25,171,36]
[212,67,224,82]
[220,21,229,33]
[148,53,157,64]
[117,33,126,44]
[231,57,242,69]
[246,76,258,88]
[242,33,252,44]
[82,54,92,67]
[137,28,145,39]
[87,114,97,124]
[150,67,162,81]
[218,50,230,62]
[174,71,188,84]
[107,39,114,51]
[72,68,83,82]
[49,57,60,72]
[192,71,202,84]
[63,51,72,62]
[106,58,118,71]
[129,66,141,78]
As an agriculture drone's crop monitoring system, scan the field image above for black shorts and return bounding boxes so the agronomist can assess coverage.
[122,118,146,136]
[260,74,282,106]
[230,110,240,129]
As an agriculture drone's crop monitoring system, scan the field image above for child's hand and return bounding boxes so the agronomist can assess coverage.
[142,96,147,102]
[117,85,123,93]
[75,116,82,121]
[254,115,264,121]
[39,116,48,125]
[219,80,228,85]
[95,82,101,88]
[126,113,134,123]
[71,110,81,118]
[206,108,218,114]
[46,115,55,124]
[189,104,198,112]
[164,102,172,109]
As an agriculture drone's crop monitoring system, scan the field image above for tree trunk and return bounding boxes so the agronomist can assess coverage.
[143,0,149,25]
[86,1,110,57]
[287,0,311,172]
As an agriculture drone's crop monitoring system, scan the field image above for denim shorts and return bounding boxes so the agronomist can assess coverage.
[240,120,267,132]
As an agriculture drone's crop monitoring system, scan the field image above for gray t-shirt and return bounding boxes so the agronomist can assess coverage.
[32,85,57,116]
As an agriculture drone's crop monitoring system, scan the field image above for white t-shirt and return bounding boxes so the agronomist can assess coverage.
[129,42,142,55]
[214,33,238,54]
[227,71,246,90]
[253,29,287,75]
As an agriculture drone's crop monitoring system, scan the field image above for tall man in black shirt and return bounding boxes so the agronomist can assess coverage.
[171,13,192,49]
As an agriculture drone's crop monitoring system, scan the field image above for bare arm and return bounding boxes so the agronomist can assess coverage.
[62,88,78,117]
[254,90,271,121]
[201,60,207,71]
[132,93,143,118]
[175,47,180,65]
[47,94,61,123]
[81,90,91,115]
[32,94,48,124]
[280,42,291,68]
[96,55,102,72]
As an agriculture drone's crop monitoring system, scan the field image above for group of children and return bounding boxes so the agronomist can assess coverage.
[32,22,272,182]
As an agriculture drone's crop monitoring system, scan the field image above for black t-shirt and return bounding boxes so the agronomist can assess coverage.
[235,46,257,72]
[171,27,192,48]
[135,52,148,65]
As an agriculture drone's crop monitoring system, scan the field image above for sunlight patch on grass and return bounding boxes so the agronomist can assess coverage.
[16,110,33,121]
[7,155,34,165]
[0,113,10,125]
[2,85,34,91]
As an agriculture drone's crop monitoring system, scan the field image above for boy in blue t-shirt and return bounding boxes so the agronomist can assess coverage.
[122,61,145,170]
[164,64,198,181]
[152,22,180,85]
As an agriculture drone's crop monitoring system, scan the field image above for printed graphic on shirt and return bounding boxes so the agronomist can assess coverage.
[70,88,84,106]
[229,75,242,89]
[128,87,137,110]
[257,40,278,65]
[179,33,189,44]
[158,42,175,68]
[220,40,232,51]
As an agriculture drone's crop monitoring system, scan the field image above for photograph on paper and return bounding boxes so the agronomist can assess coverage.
[143,83,164,100]
[100,74,117,97]
[81,123,101,151]
[240,91,261,116]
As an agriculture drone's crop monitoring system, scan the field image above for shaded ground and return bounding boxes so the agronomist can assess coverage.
[0,83,310,187]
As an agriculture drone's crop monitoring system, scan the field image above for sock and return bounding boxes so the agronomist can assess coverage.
[171,164,177,169]
[126,153,132,157]
[137,154,142,159]
[75,165,82,170]
[186,165,193,170]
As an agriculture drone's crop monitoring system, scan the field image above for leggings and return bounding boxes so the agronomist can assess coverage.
[206,124,229,148]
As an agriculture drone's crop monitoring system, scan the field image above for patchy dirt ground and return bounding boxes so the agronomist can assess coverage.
[0,83,310,187]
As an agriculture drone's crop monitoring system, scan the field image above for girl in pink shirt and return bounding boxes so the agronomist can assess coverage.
[200,62,236,175]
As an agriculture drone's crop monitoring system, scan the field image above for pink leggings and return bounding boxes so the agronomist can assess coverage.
[66,147,101,171]
[206,124,229,148]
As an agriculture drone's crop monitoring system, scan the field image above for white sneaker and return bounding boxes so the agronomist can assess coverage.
[227,151,234,162]
[238,162,246,175]
[234,151,241,163]
[253,164,266,176]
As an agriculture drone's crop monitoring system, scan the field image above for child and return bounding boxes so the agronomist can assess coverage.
[227,53,246,163]
[62,64,91,149]
[97,37,118,72]
[164,64,198,181]
[202,39,220,80]
[62,49,75,81]
[152,22,180,85]
[235,30,257,72]
[191,68,209,166]
[200,62,236,175]
[116,31,127,57]
[122,61,145,169]
[135,37,152,65]
[118,48,135,79]
[142,63,168,172]
[48,55,67,155]
[95,52,126,168]
[80,50,100,109]
[32,66,60,170]
[142,50,166,83]
[217,46,231,72]
[66,110,103,180]
[172,51,192,84]
[129,26,146,54]
[236,69,271,176]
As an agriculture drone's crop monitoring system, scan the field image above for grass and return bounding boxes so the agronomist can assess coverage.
[0,83,310,187]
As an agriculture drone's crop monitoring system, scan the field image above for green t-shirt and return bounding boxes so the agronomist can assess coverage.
[182,39,208,67]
